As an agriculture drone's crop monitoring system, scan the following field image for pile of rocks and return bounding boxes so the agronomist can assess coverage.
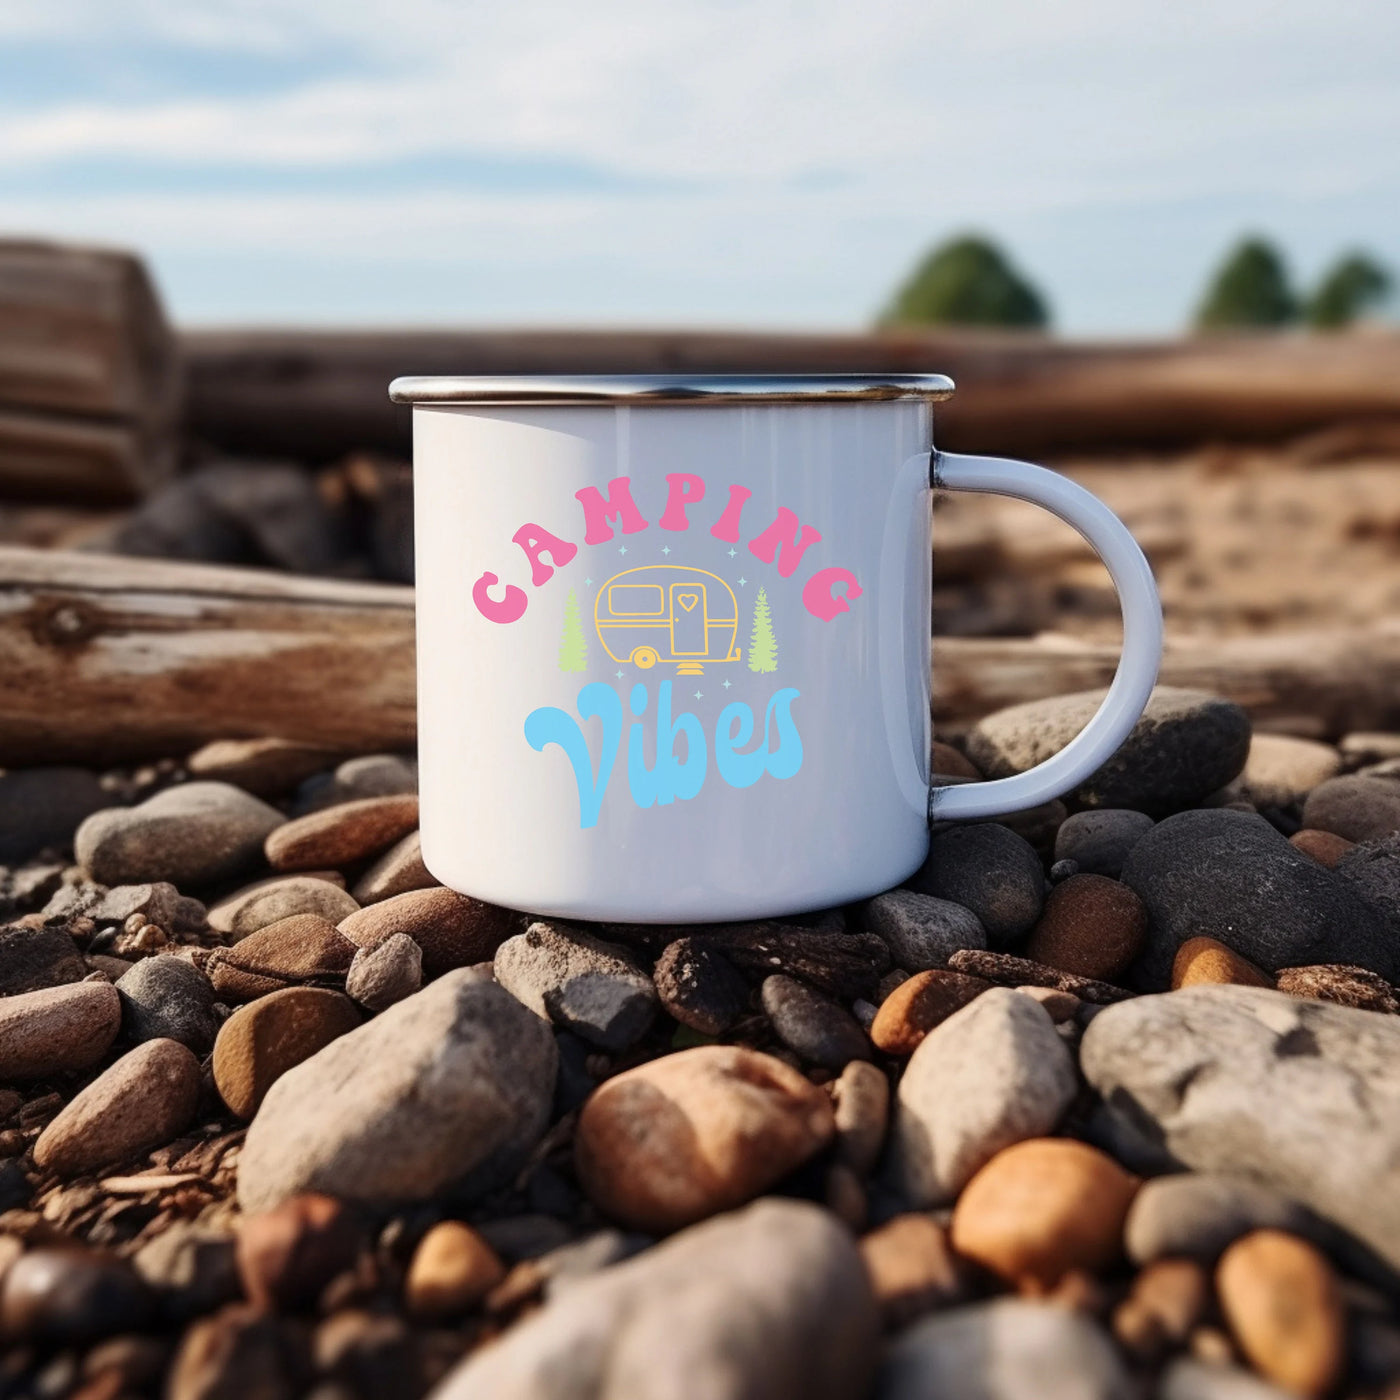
[1,689,1399,1400]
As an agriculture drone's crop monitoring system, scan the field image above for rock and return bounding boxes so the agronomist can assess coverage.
[1228,735,1341,809]
[495,921,658,1052]
[538,1229,651,1299]
[947,949,1132,1003]
[858,1214,966,1326]
[1301,774,1400,842]
[328,754,418,802]
[1111,1258,1209,1363]
[265,794,420,871]
[830,1059,890,1176]
[238,969,557,1212]
[909,824,1044,945]
[949,1138,1140,1289]
[207,875,359,941]
[1016,985,1081,1021]
[761,975,871,1069]
[1158,1358,1294,1400]
[1275,962,1400,1012]
[1025,874,1146,981]
[186,737,343,798]
[206,914,358,1002]
[1120,808,1396,983]
[969,686,1251,817]
[91,881,206,932]
[931,740,981,779]
[705,924,890,999]
[236,1193,363,1311]
[338,887,515,980]
[0,861,65,922]
[116,954,218,1052]
[1333,832,1400,935]
[1216,1231,1344,1399]
[33,1039,201,1176]
[653,937,752,1034]
[0,923,86,994]
[1124,1172,1363,1270]
[574,1045,834,1233]
[132,1221,240,1323]
[860,889,986,971]
[351,831,437,904]
[0,1247,154,1345]
[213,987,362,1119]
[76,781,285,887]
[345,933,421,1012]
[870,969,991,1055]
[879,1298,1132,1400]
[166,1302,304,1399]
[1053,809,1155,878]
[0,980,121,1078]
[886,987,1078,1208]
[404,1221,506,1318]
[1288,829,1353,868]
[1172,937,1275,990]
[430,1199,876,1400]
[0,768,108,863]
[1081,985,1400,1271]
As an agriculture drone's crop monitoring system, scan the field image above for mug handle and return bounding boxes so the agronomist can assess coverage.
[930,450,1163,820]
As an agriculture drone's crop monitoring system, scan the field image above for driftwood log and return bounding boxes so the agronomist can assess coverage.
[0,240,181,502]
[182,326,1400,464]
[3,548,1400,765]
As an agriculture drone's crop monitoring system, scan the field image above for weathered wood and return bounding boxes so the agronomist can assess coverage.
[3,547,1399,765]
[0,239,181,501]
[0,547,414,765]
[181,326,1400,464]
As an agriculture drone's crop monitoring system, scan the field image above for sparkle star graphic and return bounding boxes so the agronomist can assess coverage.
[618,545,628,555]
[615,669,624,679]
[722,679,732,689]
[738,576,748,586]
[727,547,737,557]
[584,577,593,587]
[693,690,703,700]
[661,545,671,555]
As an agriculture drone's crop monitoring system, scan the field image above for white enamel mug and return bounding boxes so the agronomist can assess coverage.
[389,374,1162,923]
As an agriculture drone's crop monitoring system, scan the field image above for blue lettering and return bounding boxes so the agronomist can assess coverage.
[523,681,622,829]
[628,681,707,807]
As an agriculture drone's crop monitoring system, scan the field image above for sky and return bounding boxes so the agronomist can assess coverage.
[0,0,1397,333]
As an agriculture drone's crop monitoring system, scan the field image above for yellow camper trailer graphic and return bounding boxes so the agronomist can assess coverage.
[595,566,741,676]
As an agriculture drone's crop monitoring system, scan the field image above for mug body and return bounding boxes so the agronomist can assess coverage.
[406,381,941,922]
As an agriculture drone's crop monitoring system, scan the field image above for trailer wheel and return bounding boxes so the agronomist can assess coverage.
[631,646,660,669]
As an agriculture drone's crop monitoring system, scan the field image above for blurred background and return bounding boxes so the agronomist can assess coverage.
[3,0,1400,731]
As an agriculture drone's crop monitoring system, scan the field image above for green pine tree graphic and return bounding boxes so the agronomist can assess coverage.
[747,586,778,673]
[558,588,588,672]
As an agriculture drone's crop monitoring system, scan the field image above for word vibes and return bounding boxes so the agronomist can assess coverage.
[471,470,863,623]
[526,681,803,828]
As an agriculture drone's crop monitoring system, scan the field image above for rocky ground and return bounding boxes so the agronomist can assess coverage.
[1,691,1400,1399]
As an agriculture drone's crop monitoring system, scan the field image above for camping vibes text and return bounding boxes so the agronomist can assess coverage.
[473,472,856,828]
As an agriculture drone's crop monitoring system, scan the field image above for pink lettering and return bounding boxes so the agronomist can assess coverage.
[748,508,822,578]
[473,571,528,623]
[575,477,649,545]
[512,524,578,587]
[659,472,705,531]
[802,567,863,621]
[710,484,752,542]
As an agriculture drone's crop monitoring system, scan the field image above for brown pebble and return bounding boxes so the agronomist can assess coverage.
[404,1220,505,1319]
[0,1246,154,1344]
[1014,985,1081,1022]
[870,969,990,1055]
[931,741,981,780]
[824,1163,867,1231]
[236,1193,362,1312]
[206,914,358,1002]
[351,831,439,904]
[1276,963,1400,1014]
[950,1138,1140,1290]
[33,1039,201,1177]
[338,887,515,980]
[859,1214,966,1327]
[946,949,1132,1004]
[1216,1230,1344,1399]
[830,1059,889,1176]
[1112,1258,1210,1363]
[1025,874,1147,981]
[574,1045,834,1233]
[213,987,362,1120]
[186,737,344,798]
[207,875,359,940]
[1172,937,1275,990]
[0,981,122,1080]
[1289,829,1354,869]
[265,795,420,872]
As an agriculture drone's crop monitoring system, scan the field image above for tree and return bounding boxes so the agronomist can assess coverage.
[558,588,588,672]
[1194,237,1296,330]
[1305,253,1392,330]
[878,235,1049,329]
[747,587,777,674]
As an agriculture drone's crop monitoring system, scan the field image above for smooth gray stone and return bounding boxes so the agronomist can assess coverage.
[861,889,987,971]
